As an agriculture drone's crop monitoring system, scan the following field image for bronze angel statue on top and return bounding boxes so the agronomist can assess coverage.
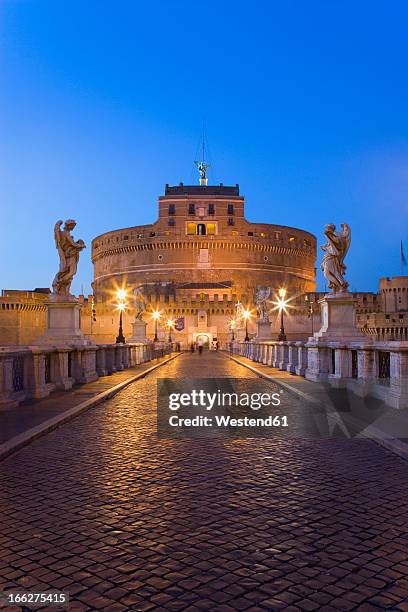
[52,220,86,296]
[321,223,351,293]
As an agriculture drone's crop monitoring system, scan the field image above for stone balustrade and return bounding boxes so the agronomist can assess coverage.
[0,342,175,409]
[229,339,408,409]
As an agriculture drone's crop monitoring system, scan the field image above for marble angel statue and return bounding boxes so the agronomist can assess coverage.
[255,286,271,320]
[52,219,85,296]
[321,223,351,293]
[133,286,147,320]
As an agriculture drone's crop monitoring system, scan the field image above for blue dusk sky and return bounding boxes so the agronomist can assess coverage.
[1,0,408,295]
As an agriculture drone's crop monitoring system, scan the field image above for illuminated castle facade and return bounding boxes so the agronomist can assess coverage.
[90,181,317,346]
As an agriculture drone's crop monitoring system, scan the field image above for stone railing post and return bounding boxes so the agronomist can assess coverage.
[106,346,116,374]
[295,342,308,376]
[0,352,27,407]
[332,347,351,379]
[96,346,108,376]
[357,347,376,381]
[80,347,98,383]
[122,345,130,369]
[278,342,289,370]
[26,349,55,399]
[53,348,74,390]
[389,347,408,409]
[286,342,298,374]
[266,343,274,367]
[305,344,330,382]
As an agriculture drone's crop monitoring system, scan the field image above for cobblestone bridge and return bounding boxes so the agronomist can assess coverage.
[1,352,408,611]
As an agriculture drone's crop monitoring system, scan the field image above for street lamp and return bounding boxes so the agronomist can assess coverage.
[116,301,126,344]
[277,287,287,341]
[152,310,161,342]
[167,318,174,343]
[243,309,251,342]
[305,294,315,335]
[229,318,236,341]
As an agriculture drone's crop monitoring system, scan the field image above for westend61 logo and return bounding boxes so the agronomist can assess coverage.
[157,379,288,439]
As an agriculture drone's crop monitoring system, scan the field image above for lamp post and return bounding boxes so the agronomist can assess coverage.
[115,289,127,344]
[167,318,174,343]
[243,309,251,342]
[152,310,161,342]
[230,318,236,341]
[305,294,315,335]
[277,288,287,341]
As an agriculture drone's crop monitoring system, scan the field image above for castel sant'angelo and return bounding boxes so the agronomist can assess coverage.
[90,164,317,347]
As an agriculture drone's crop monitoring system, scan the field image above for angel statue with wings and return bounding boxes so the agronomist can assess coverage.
[255,286,271,321]
[133,286,147,320]
[52,220,86,296]
[235,300,245,322]
[321,223,351,293]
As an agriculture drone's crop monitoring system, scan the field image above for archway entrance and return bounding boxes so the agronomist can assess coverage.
[195,333,211,348]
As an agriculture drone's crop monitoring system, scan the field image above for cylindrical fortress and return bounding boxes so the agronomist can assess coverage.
[91,183,316,345]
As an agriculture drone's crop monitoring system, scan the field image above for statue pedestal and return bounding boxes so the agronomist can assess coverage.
[312,293,364,341]
[255,319,272,340]
[128,319,148,344]
[36,295,92,346]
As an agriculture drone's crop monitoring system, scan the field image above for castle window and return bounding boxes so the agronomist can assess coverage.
[168,204,176,215]
[197,223,206,235]
[274,232,282,240]
[248,231,254,236]
[169,217,175,226]
[260,232,267,238]
[288,235,296,242]
[208,203,215,215]
[123,235,129,240]
[228,217,235,226]
[188,203,195,215]
[231,230,238,236]
[150,232,156,237]
[187,223,196,235]
[207,223,216,235]
[227,204,234,215]
[303,238,310,247]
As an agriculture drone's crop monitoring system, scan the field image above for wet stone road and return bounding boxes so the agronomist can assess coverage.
[1,352,408,611]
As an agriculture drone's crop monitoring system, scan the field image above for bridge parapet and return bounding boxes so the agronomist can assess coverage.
[229,339,408,410]
[0,342,176,409]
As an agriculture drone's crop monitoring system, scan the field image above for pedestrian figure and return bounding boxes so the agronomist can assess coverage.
[197,338,204,355]
[190,342,195,353]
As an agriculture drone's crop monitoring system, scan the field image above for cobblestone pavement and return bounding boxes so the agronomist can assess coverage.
[1,352,408,611]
